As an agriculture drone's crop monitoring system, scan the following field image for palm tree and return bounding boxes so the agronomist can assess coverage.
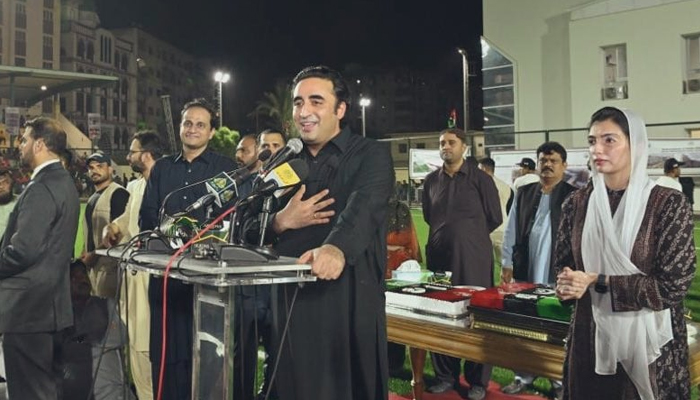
[249,82,298,137]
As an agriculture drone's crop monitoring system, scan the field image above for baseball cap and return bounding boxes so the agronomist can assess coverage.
[663,158,685,173]
[86,152,111,165]
[516,157,536,170]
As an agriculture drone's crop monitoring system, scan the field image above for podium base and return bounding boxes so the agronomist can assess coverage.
[214,244,279,262]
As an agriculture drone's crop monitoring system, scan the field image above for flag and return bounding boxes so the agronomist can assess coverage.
[447,109,457,128]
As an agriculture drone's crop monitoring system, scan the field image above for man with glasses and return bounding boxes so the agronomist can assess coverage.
[103,130,164,400]
[140,98,236,400]
[500,141,575,399]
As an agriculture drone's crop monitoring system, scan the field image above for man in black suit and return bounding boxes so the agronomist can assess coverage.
[0,117,80,399]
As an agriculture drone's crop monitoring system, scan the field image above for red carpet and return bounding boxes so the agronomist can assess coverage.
[389,380,550,400]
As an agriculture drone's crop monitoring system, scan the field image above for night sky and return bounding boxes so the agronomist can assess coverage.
[94,0,483,133]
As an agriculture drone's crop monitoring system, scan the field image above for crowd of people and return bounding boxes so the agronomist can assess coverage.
[0,63,695,400]
[414,107,695,400]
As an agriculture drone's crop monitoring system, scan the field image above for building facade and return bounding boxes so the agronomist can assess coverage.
[0,0,61,69]
[111,27,210,152]
[0,0,61,115]
[344,65,461,138]
[60,0,136,155]
[483,0,700,149]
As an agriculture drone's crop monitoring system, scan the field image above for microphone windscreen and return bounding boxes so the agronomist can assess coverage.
[287,138,303,154]
[258,148,272,162]
[205,171,237,207]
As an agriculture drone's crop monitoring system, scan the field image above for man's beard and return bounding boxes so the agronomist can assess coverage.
[91,175,109,186]
[130,162,143,174]
[0,190,13,205]
[20,148,33,169]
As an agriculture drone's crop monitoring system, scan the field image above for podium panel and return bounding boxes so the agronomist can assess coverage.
[98,249,315,399]
[194,284,233,399]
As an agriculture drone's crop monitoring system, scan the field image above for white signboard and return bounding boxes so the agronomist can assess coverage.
[4,107,21,137]
[409,149,442,180]
[408,146,471,180]
[647,139,700,177]
[491,148,591,189]
[88,113,101,140]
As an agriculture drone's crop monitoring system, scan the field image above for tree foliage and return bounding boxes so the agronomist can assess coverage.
[249,82,298,137]
[209,126,240,159]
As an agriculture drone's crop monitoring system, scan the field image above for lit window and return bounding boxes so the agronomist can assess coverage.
[683,34,700,95]
[601,44,628,100]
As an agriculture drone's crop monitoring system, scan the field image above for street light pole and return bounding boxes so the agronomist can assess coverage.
[457,48,469,132]
[214,71,230,129]
[359,97,371,138]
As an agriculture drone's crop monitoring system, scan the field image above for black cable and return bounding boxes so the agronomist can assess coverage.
[261,284,300,400]
[93,232,151,400]
[86,248,128,400]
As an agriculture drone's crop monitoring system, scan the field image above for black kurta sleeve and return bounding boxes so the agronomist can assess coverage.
[324,141,394,265]
[477,169,503,233]
[139,160,163,231]
[422,175,432,225]
[109,187,130,221]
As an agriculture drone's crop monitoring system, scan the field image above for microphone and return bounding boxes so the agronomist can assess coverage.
[258,138,304,180]
[182,149,272,214]
[239,159,309,205]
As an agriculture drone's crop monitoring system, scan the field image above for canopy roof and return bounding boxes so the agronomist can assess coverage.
[0,65,118,107]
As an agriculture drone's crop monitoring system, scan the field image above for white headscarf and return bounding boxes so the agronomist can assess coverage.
[581,108,672,400]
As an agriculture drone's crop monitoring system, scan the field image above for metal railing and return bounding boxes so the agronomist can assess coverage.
[381,120,700,207]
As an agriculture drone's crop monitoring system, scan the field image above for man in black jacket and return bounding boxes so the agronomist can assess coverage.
[0,117,80,399]
[500,141,576,398]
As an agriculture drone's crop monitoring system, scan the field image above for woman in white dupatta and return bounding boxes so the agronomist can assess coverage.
[555,107,695,399]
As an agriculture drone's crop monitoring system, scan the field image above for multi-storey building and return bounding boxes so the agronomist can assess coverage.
[344,65,461,137]
[60,0,136,156]
[0,0,60,68]
[0,0,61,115]
[111,26,210,151]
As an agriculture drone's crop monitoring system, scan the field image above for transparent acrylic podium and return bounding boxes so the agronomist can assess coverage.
[103,250,316,399]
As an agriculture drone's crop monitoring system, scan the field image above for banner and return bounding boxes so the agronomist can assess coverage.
[491,149,590,189]
[87,113,101,140]
[647,139,700,176]
[5,107,20,138]
[409,146,471,180]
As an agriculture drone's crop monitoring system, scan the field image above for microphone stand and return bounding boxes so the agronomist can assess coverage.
[258,196,274,247]
[214,196,278,262]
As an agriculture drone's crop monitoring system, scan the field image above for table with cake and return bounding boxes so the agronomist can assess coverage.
[385,279,700,400]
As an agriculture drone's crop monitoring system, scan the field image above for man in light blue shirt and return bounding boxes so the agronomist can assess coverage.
[500,142,576,399]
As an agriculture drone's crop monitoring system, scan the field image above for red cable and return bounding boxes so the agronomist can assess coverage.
[156,207,236,400]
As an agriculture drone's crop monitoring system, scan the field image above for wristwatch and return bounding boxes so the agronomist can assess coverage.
[594,273,608,294]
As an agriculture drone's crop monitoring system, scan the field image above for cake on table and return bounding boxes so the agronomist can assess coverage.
[385,282,484,326]
[469,283,572,344]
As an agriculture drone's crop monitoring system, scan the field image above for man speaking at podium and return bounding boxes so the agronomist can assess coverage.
[259,66,394,400]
